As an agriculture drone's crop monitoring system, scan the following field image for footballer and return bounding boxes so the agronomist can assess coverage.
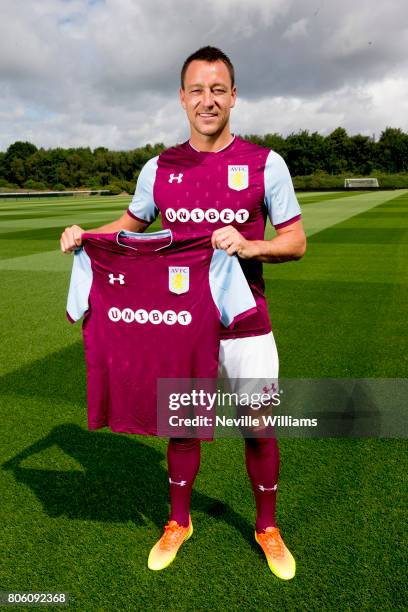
[60,46,306,580]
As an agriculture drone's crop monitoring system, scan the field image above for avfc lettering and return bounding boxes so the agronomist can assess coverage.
[108,307,192,326]
[165,207,249,224]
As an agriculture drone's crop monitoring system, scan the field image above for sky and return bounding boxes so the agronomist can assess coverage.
[1,0,407,151]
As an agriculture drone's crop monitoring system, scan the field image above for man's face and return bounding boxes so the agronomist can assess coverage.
[180,60,236,137]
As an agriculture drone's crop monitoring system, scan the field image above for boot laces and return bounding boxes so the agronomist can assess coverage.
[259,527,285,558]
[160,521,186,551]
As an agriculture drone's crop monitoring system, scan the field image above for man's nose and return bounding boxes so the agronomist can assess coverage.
[202,89,214,107]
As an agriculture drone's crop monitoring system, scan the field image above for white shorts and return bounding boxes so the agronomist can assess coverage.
[218,331,279,380]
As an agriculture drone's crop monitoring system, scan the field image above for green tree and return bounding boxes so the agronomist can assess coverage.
[2,131,407,190]
[349,134,375,174]
[285,130,326,175]
[377,127,408,173]
[5,141,37,161]
[4,141,38,185]
[0,152,6,180]
[9,158,26,185]
[323,128,350,174]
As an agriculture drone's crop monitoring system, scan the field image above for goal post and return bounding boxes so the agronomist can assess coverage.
[344,178,379,189]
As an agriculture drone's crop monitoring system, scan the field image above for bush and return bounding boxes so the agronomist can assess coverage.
[23,179,47,190]
[292,171,408,190]
[120,180,135,194]
[0,179,19,191]
[293,172,343,190]
[370,173,408,189]
[52,183,66,191]
[86,178,102,189]
[102,179,135,194]
[104,184,122,196]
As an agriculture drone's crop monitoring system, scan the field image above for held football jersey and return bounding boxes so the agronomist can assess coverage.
[127,136,302,339]
[66,230,256,436]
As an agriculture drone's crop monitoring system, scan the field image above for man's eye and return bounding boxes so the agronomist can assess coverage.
[214,89,226,94]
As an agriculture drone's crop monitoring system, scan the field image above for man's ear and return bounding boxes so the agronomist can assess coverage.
[179,87,186,110]
[230,85,237,109]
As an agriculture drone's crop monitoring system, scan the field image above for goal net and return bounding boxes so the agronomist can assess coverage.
[344,178,379,188]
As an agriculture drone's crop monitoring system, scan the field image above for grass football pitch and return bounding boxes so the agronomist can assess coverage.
[1,191,407,611]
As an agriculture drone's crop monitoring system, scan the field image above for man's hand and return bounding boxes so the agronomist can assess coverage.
[59,212,149,254]
[60,225,85,253]
[212,220,306,262]
[211,225,258,258]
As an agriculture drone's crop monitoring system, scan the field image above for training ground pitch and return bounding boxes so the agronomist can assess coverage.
[1,191,407,611]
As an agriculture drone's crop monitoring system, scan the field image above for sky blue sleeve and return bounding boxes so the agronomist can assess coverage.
[209,250,257,328]
[66,247,93,322]
[127,156,159,223]
[264,150,302,228]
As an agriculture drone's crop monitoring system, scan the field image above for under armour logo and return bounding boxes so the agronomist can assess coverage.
[258,484,278,492]
[168,172,183,184]
[169,478,187,486]
[108,273,125,285]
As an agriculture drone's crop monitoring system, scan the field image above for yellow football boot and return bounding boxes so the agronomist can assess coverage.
[148,517,193,571]
[255,526,296,580]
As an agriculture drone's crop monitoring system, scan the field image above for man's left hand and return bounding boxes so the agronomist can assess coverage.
[211,225,258,258]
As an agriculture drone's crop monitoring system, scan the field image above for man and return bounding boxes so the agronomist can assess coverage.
[60,46,306,580]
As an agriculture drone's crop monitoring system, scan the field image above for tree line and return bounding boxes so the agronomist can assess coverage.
[0,127,407,193]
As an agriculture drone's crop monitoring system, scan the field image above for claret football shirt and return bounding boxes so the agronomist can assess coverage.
[127,136,302,339]
[66,229,256,436]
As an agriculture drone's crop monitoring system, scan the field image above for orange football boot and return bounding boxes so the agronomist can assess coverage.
[255,526,296,580]
[148,517,193,571]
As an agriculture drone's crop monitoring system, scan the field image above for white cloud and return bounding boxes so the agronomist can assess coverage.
[233,73,408,138]
[0,0,407,150]
[282,17,308,41]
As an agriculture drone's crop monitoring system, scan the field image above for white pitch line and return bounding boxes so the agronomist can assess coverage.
[302,190,407,237]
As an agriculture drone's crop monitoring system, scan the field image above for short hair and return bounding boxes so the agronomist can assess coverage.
[181,46,235,89]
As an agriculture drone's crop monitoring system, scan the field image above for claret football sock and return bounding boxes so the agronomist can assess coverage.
[244,437,280,533]
[167,437,201,527]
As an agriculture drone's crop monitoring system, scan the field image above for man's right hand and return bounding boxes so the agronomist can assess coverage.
[60,225,85,253]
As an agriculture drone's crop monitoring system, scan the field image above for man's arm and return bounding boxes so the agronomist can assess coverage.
[60,156,160,253]
[211,220,306,262]
[212,149,306,262]
[249,220,306,262]
[60,212,148,253]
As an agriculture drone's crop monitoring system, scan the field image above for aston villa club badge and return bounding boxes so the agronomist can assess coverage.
[169,267,189,294]
[228,165,249,191]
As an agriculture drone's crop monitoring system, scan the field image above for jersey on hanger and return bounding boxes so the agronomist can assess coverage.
[127,136,301,339]
[66,230,256,437]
